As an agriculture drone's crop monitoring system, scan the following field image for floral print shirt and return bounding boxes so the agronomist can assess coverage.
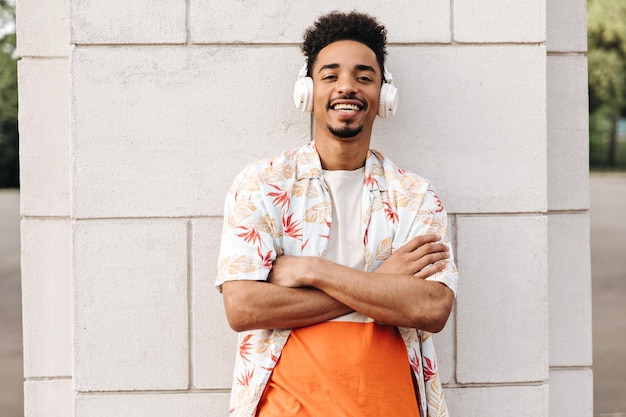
[216,142,459,417]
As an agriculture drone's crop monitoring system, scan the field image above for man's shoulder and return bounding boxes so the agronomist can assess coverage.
[372,150,447,214]
[373,150,433,193]
[230,143,315,191]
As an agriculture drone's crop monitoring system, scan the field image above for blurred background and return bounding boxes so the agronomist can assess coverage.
[1,0,624,416]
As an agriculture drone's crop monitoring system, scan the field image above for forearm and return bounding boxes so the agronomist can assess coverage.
[221,280,352,332]
[305,258,453,332]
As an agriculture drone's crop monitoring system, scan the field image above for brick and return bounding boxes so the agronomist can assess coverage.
[548,214,592,366]
[446,384,548,417]
[547,129,589,211]
[190,219,237,389]
[433,309,455,384]
[24,379,74,417]
[546,0,587,52]
[190,1,450,44]
[71,0,186,44]
[21,220,72,378]
[73,220,189,391]
[71,46,309,219]
[549,368,593,416]
[546,55,589,211]
[433,215,458,384]
[16,0,70,57]
[75,392,230,417]
[18,58,70,217]
[373,45,546,214]
[547,56,588,131]
[454,0,545,43]
[456,216,549,383]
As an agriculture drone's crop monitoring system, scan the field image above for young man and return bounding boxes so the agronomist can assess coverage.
[216,11,458,417]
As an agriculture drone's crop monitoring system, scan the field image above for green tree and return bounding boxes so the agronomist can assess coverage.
[0,0,18,187]
[588,0,626,167]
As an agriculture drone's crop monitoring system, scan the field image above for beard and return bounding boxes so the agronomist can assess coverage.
[326,94,366,139]
[328,123,364,139]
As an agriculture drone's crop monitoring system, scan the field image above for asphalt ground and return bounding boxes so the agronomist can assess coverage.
[0,189,23,417]
[590,172,626,416]
[0,173,624,416]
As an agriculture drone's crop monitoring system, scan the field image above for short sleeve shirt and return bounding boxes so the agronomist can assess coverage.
[216,142,459,417]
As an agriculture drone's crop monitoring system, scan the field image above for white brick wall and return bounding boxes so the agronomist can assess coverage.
[189,0,451,43]
[548,214,593,367]
[75,393,230,417]
[547,55,590,211]
[18,59,70,217]
[546,0,587,53]
[21,220,73,377]
[18,0,592,415]
[71,46,308,218]
[191,219,238,388]
[375,45,547,214]
[16,0,70,57]
[446,385,549,417]
[545,0,592,412]
[71,0,186,44]
[18,0,74,414]
[24,380,74,417]
[73,220,189,391]
[549,369,594,417]
[456,216,549,383]
[454,0,545,43]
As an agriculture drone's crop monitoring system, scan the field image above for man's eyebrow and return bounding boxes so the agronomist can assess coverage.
[318,63,340,73]
[355,64,376,73]
[317,64,377,74]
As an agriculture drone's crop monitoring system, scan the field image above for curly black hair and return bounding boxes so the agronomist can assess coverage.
[302,11,387,78]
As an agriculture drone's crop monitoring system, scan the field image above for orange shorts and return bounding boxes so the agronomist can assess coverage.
[256,321,420,417]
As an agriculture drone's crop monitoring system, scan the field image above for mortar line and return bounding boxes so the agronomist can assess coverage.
[450,0,457,44]
[62,216,224,221]
[69,41,547,48]
[74,388,232,396]
[187,219,195,390]
[451,213,459,385]
[24,376,73,381]
[185,0,191,46]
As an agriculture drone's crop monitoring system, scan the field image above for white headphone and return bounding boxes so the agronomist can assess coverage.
[293,64,399,118]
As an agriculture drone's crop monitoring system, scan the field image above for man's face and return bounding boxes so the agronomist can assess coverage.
[310,40,382,141]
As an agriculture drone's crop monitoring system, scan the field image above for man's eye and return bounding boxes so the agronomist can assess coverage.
[322,74,337,81]
[357,76,373,82]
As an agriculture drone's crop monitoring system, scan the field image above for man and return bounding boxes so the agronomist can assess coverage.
[216,11,458,417]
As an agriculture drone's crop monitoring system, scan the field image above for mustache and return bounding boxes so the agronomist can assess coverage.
[327,94,367,110]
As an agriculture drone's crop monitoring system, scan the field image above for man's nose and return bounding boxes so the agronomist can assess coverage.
[336,75,357,95]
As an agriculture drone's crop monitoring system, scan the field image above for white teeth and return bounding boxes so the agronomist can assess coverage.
[333,103,360,111]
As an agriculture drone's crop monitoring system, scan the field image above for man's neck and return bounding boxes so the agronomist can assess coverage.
[314,135,371,171]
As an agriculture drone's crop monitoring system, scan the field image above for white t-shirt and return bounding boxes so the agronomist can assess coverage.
[322,167,365,270]
[322,167,372,323]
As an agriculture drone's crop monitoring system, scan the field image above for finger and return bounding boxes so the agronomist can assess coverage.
[413,251,449,272]
[407,242,449,263]
[401,234,442,252]
[414,259,448,279]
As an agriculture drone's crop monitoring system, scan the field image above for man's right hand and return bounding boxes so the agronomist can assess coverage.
[374,234,449,279]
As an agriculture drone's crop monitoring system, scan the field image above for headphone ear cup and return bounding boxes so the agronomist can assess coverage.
[378,82,398,118]
[293,76,314,112]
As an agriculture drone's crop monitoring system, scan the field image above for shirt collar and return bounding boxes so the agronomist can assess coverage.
[295,141,388,192]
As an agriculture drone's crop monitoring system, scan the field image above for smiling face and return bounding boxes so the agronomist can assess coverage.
[311,40,382,145]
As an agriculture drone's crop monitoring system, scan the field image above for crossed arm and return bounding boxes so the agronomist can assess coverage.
[222,234,454,333]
